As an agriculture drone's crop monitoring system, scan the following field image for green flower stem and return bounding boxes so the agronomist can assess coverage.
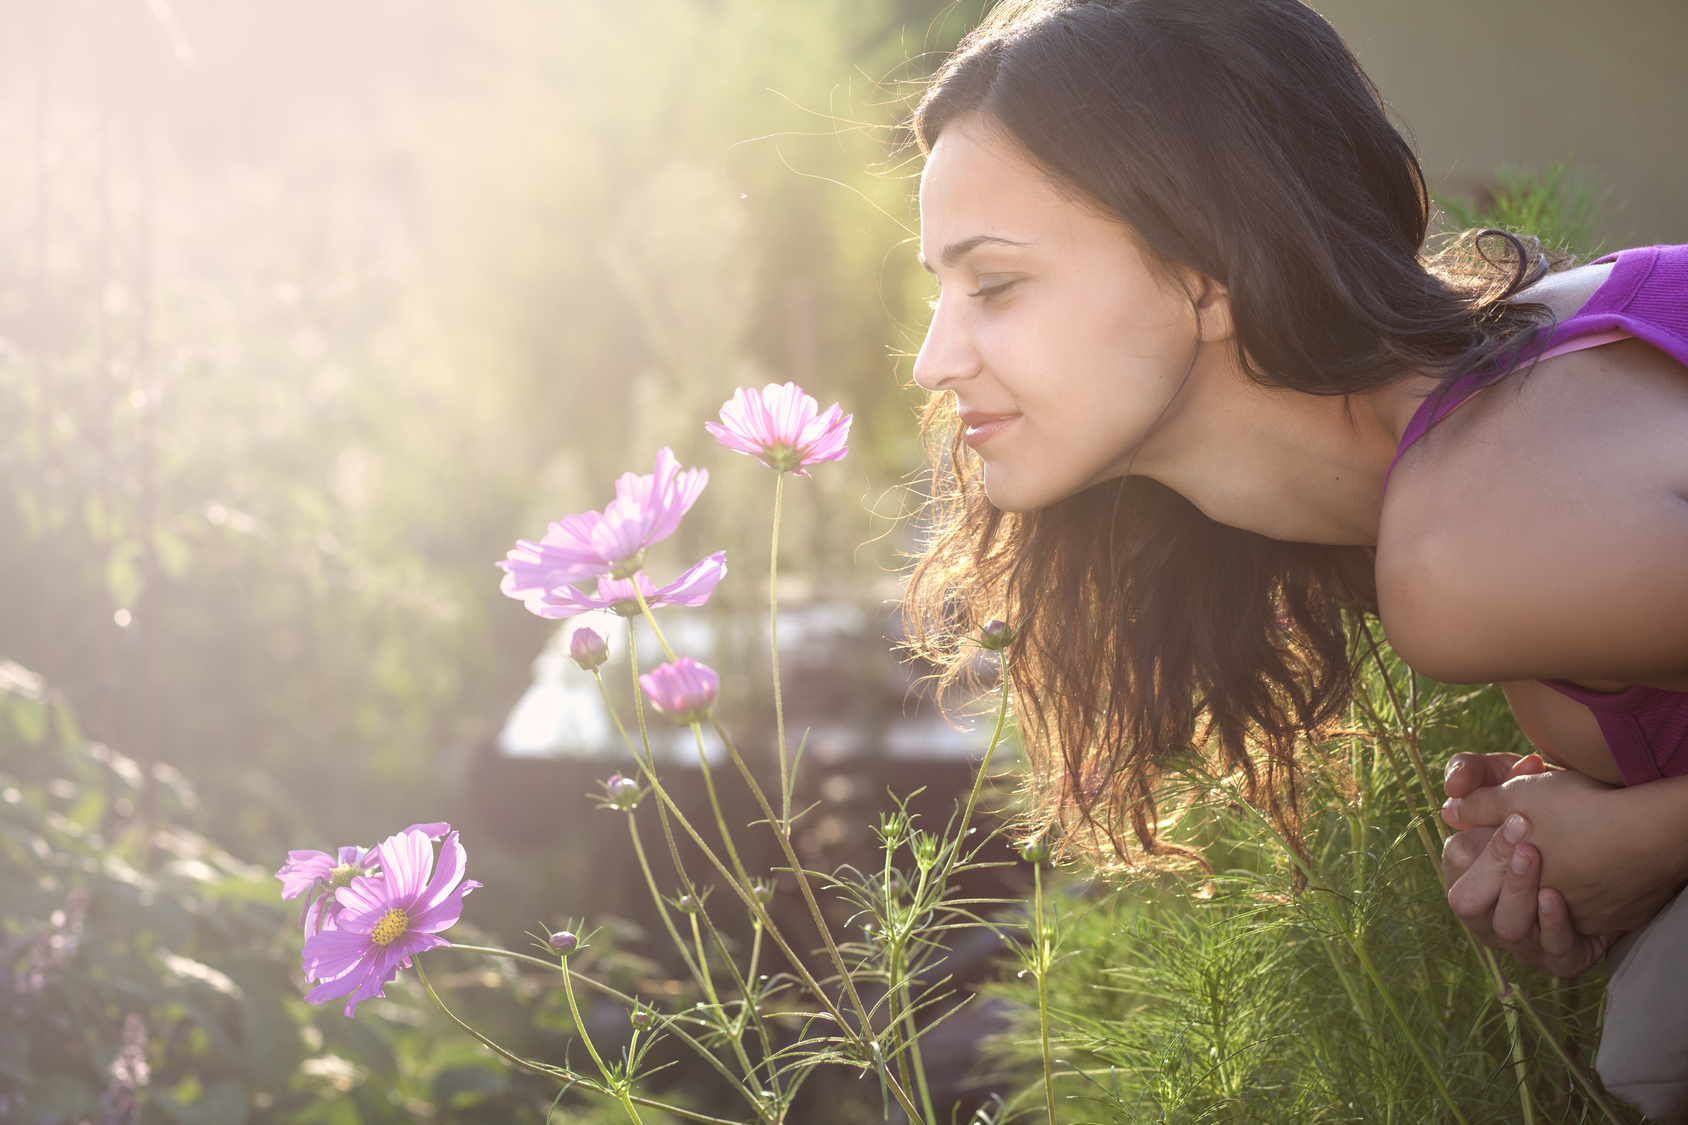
[1232,790,1472,1125]
[591,672,707,983]
[1356,635,1555,1123]
[633,585,679,663]
[706,714,926,1125]
[414,958,581,1085]
[560,952,646,1125]
[1503,975,1627,1125]
[682,722,784,1093]
[883,943,931,1125]
[449,945,769,1123]
[615,623,873,1104]
[770,470,790,827]
[626,552,922,1121]
[708,715,874,1030]
[612,646,781,1105]
[935,647,1013,891]
[1033,861,1057,1125]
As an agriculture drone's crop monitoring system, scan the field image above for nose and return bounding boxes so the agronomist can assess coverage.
[911,291,979,392]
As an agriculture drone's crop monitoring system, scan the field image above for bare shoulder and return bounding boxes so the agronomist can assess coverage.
[1377,335,1688,688]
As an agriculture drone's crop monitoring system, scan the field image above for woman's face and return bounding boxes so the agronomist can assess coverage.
[913,115,1209,513]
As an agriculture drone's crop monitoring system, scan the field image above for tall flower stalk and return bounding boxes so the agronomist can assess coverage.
[289,383,1033,1124]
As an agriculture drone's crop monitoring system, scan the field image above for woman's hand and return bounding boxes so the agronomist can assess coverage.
[1441,822,1615,976]
[1439,753,1688,973]
[1440,753,1613,974]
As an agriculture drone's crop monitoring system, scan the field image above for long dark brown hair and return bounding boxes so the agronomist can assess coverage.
[902,0,1561,867]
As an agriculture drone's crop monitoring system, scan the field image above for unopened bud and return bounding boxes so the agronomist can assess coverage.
[548,930,578,955]
[752,880,776,905]
[603,773,641,811]
[569,627,610,671]
[979,619,1015,651]
[1019,839,1051,865]
[630,1005,653,1029]
[677,894,700,915]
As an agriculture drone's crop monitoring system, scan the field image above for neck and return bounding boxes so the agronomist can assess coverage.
[1131,355,1436,547]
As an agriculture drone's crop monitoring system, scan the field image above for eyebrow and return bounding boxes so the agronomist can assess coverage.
[918,235,1031,272]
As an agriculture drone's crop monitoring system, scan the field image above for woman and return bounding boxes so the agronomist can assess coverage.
[901,0,1688,1114]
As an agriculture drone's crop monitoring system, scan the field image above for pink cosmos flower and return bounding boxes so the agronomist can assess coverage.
[498,448,708,602]
[528,551,726,619]
[300,826,480,1016]
[705,382,851,475]
[277,822,450,932]
[639,657,720,724]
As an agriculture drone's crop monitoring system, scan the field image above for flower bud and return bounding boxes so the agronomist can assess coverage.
[569,627,609,671]
[603,773,641,811]
[548,930,579,955]
[630,1005,653,1029]
[1019,839,1051,865]
[677,894,700,915]
[751,880,776,905]
[639,657,719,725]
[979,619,1016,651]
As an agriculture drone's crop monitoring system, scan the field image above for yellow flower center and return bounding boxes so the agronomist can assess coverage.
[370,906,411,946]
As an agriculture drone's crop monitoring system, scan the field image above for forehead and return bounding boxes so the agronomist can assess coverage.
[919,116,1127,266]
[919,118,1074,244]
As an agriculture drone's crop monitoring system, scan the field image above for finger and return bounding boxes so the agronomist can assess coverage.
[1537,888,1606,978]
[1442,782,1521,830]
[1491,842,1541,945]
[1441,827,1495,889]
[1443,753,1524,799]
[1506,753,1547,779]
[1446,815,1528,921]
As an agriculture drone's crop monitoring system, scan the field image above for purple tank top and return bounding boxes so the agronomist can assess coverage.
[1386,244,1688,787]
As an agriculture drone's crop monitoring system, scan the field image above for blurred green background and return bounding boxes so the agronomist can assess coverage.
[1,1,1683,1121]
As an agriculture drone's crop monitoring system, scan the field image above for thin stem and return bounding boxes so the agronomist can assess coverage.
[1505,976,1627,1125]
[770,470,790,827]
[617,643,781,1104]
[626,582,922,1121]
[633,586,679,663]
[709,715,874,1034]
[1231,786,1471,1125]
[560,953,646,1125]
[414,958,580,1085]
[448,945,770,1122]
[1034,862,1057,1125]
[705,713,926,1124]
[934,647,1013,891]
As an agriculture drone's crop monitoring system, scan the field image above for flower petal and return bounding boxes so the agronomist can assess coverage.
[415,831,467,915]
[302,927,374,984]
[377,828,434,903]
[648,552,727,607]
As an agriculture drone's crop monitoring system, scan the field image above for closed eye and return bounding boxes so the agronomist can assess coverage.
[969,279,1018,300]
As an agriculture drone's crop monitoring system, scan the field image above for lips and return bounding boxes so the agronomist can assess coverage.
[959,408,1019,448]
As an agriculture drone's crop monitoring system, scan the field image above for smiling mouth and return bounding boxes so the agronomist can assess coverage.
[960,411,1018,448]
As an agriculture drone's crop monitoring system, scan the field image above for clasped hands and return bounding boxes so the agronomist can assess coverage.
[1440,752,1688,976]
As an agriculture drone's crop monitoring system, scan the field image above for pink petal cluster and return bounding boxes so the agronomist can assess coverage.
[530,552,727,619]
[276,822,450,932]
[706,383,851,475]
[499,448,708,604]
[639,657,720,724]
[299,825,480,1017]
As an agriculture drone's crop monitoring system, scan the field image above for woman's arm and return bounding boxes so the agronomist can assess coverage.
[1440,754,1688,973]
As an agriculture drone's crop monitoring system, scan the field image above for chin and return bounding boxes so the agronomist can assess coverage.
[981,471,1056,514]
